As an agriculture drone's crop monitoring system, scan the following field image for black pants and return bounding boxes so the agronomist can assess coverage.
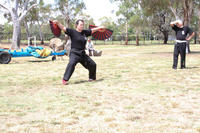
[63,49,96,81]
[173,42,186,68]
[88,49,93,56]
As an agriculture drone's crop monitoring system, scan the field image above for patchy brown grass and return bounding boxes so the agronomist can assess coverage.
[1,44,200,133]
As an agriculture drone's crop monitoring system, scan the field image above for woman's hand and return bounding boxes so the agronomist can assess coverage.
[52,20,66,32]
[98,26,105,29]
[98,26,106,32]
[53,20,58,25]
[91,26,106,33]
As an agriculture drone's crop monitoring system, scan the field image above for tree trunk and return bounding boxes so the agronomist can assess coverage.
[162,31,168,44]
[183,2,189,26]
[169,6,179,20]
[168,1,180,20]
[194,32,197,44]
[65,0,70,55]
[136,34,139,46]
[125,21,128,45]
[24,19,30,39]
[24,20,33,45]
[11,20,21,49]
[125,35,128,45]
[183,0,193,26]
[37,20,44,44]
[65,1,70,28]
[183,0,193,53]
[198,8,200,44]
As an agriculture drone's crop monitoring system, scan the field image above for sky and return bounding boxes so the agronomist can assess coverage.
[45,0,118,25]
[83,0,118,25]
[0,0,118,25]
[0,14,6,24]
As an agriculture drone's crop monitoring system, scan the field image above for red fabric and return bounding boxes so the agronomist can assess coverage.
[49,20,61,37]
[89,25,113,40]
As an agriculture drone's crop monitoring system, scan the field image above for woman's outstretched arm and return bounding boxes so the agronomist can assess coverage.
[53,20,66,32]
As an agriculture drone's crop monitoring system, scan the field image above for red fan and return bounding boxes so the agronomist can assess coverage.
[89,25,113,40]
[49,20,61,37]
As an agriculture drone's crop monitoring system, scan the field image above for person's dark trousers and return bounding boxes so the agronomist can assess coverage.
[89,49,93,56]
[172,42,186,69]
[63,50,96,81]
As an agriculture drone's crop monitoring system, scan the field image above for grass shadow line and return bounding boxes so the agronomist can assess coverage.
[185,66,199,69]
[73,78,104,85]
[148,52,173,54]
[189,51,200,54]
[28,60,52,63]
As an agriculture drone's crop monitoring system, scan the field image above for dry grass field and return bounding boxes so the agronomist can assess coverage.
[0,44,200,133]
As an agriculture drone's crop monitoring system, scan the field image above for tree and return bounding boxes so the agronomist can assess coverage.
[99,16,115,29]
[0,24,4,42]
[79,12,95,29]
[153,13,172,44]
[198,10,200,44]
[31,0,52,44]
[141,0,172,44]
[167,0,183,19]
[112,18,127,41]
[199,6,200,44]
[129,7,147,46]
[0,0,37,49]
[182,0,194,26]
[23,18,31,39]
[110,0,137,45]
[194,0,200,43]
[55,0,85,27]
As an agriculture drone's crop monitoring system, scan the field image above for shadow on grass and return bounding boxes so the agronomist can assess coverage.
[149,52,173,54]
[145,51,200,56]
[9,60,51,64]
[73,78,104,85]
[189,51,200,54]
[145,50,200,55]
[185,66,199,69]
[28,60,52,63]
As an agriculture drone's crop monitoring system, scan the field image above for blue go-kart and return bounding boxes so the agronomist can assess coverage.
[0,46,67,64]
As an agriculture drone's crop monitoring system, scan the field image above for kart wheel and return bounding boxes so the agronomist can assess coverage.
[0,51,11,64]
[52,56,56,61]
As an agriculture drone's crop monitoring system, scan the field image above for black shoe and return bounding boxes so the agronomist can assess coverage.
[181,66,186,69]
[88,79,96,82]
[172,67,177,70]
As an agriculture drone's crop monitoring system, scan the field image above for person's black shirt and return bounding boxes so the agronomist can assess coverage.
[65,28,92,50]
[172,25,193,40]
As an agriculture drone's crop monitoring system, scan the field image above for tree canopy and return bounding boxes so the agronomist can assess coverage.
[0,0,199,48]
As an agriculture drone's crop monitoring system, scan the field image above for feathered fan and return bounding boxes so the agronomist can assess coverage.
[89,25,113,40]
[49,20,61,37]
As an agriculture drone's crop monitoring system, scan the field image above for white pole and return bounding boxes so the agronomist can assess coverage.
[28,37,30,46]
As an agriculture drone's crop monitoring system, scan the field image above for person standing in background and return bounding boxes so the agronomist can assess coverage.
[170,19,195,69]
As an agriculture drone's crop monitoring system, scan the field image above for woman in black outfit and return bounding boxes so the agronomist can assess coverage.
[53,19,105,85]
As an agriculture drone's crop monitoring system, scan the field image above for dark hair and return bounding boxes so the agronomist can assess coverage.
[75,19,84,27]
